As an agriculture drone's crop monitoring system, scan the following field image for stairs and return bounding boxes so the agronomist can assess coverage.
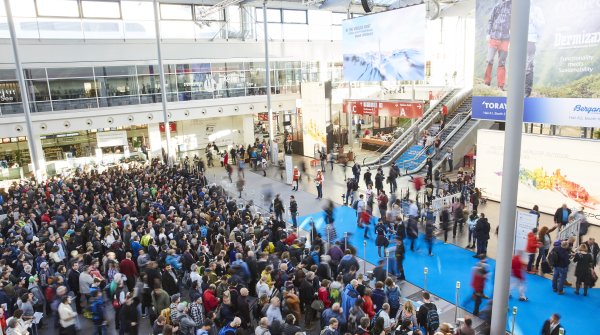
[395,145,426,171]
[408,95,478,174]
[365,88,462,167]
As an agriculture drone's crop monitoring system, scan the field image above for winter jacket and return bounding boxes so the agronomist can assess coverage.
[526,232,540,253]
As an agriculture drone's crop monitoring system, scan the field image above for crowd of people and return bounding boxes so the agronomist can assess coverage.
[0,133,596,335]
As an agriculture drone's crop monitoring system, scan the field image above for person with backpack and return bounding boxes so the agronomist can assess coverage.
[218,317,241,335]
[345,178,356,206]
[417,292,439,335]
[383,278,401,319]
[347,298,366,334]
[89,289,107,335]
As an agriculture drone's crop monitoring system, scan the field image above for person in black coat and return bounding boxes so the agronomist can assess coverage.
[474,213,491,258]
[553,204,571,231]
[574,244,594,296]
[541,313,564,335]
[161,265,179,296]
[299,273,316,328]
[67,262,81,313]
[120,293,140,335]
[585,237,599,265]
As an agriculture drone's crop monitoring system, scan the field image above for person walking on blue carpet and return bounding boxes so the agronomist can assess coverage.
[474,213,491,258]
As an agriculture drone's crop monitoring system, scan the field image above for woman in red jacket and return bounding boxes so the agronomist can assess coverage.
[362,288,375,319]
[292,167,300,191]
[511,252,528,301]
[526,228,541,273]
[318,279,331,309]
[203,284,220,314]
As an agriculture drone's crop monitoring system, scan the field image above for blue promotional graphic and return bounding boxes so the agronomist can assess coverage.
[472,0,600,127]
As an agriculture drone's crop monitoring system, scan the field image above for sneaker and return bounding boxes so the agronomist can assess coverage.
[558,291,565,295]
[519,297,528,302]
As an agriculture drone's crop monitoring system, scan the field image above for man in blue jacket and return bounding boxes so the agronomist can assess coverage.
[341,280,360,319]
[551,240,571,295]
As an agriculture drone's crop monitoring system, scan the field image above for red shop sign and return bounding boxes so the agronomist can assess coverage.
[159,122,177,132]
[343,100,424,119]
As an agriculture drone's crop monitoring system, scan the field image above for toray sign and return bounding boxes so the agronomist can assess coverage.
[343,100,424,118]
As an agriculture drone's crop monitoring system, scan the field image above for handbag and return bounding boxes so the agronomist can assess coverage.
[311,299,325,312]
[112,299,121,309]
[590,268,598,287]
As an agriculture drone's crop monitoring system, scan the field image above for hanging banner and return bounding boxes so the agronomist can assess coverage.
[343,5,425,81]
[96,131,127,148]
[343,100,424,118]
[472,0,600,126]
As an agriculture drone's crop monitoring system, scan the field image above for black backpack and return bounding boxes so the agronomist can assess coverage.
[423,303,439,330]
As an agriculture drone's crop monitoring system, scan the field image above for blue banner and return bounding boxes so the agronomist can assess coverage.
[473,0,600,127]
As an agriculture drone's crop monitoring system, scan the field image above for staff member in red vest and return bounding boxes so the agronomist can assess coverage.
[292,166,300,191]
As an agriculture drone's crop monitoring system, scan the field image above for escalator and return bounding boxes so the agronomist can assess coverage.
[363,88,469,168]
[403,93,482,175]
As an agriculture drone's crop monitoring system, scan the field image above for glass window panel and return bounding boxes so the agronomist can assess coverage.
[121,1,153,20]
[0,0,36,17]
[36,0,80,17]
[47,67,94,78]
[256,8,281,23]
[307,10,331,25]
[190,63,211,73]
[331,12,347,25]
[282,10,307,24]
[164,64,177,73]
[81,1,121,19]
[0,69,16,81]
[138,74,176,94]
[176,72,213,92]
[48,78,98,100]
[195,5,224,21]
[245,62,265,71]
[226,62,244,71]
[0,81,21,103]
[211,63,227,72]
[136,65,159,75]
[160,4,192,20]
[97,76,138,97]
[26,80,50,101]
[282,24,307,40]
[24,68,47,80]
[94,66,136,77]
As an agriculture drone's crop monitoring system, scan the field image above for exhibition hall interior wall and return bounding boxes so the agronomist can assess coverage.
[475,129,600,226]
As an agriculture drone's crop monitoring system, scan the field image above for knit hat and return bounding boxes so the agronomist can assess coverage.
[171,293,181,303]
[176,302,188,312]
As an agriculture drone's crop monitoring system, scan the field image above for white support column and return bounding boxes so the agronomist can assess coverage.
[263,1,275,155]
[30,134,46,178]
[148,123,162,161]
[242,116,255,146]
[4,0,41,180]
[153,0,174,165]
[490,1,531,334]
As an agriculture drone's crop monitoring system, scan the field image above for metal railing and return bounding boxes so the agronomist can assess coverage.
[362,88,458,168]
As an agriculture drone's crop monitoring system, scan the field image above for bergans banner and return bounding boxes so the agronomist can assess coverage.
[472,0,600,126]
[343,100,424,118]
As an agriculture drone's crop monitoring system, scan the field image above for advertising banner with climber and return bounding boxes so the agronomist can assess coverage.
[472,0,600,127]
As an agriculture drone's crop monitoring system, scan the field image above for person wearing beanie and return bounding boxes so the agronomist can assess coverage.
[177,301,197,335]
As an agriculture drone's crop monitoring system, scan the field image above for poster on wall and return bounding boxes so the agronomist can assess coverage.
[300,83,328,158]
[472,0,600,126]
[515,211,538,253]
[342,5,425,82]
[475,129,600,226]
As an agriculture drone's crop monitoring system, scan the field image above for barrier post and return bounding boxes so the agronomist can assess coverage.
[363,240,367,275]
[424,267,428,291]
[511,307,518,335]
[455,281,461,324]
[344,232,348,251]
[385,250,390,278]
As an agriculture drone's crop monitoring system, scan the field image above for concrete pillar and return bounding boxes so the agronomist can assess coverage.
[148,123,162,161]
[30,134,46,178]
[242,116,255,146]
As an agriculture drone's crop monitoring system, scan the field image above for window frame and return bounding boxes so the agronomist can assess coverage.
[282,9,307,24]
[159,3,193,21]
[256,7,282,23]
[34,0,122,19]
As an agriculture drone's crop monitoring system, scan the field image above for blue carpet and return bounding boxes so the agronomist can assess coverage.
[296,206,599,335]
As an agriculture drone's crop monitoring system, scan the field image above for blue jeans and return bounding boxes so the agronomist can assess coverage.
[552,266,568,292]
[291,212,298,227]
[476,239,488,255]
[316,184,323,198]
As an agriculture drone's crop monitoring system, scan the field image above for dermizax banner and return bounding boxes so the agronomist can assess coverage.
[472,0,600,126]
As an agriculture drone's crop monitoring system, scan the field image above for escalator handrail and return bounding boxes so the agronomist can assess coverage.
[406,108,473,174]
[362,88,458,167]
